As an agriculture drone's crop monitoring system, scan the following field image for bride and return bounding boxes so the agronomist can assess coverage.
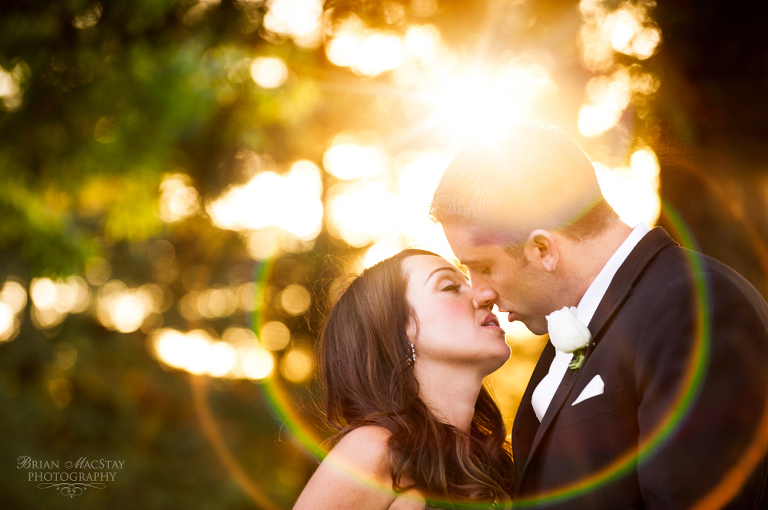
[294,249,514,509]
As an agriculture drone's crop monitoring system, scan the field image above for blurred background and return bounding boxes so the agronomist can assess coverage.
[1,0,766,508]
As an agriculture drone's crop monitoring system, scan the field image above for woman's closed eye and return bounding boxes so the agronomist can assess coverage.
[440,282,462,292]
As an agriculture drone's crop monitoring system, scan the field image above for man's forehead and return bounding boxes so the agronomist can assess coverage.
[444,221,516,250]
[445,239,493,273]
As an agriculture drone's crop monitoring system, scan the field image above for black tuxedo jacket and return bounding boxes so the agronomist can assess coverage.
[511,227,768,509]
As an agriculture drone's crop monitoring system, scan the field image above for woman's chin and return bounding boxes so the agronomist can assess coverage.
[481,346,512,376]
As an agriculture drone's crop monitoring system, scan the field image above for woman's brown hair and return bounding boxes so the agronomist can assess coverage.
[317,249,514,509]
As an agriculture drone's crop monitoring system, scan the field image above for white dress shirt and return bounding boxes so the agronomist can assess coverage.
[530,223,651,422]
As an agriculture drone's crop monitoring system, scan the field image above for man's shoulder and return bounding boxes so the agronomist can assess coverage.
[640,242,755,290]
[634,243,768,318]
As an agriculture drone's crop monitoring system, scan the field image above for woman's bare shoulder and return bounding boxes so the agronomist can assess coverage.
[328,426,391,473]
[293,426,396,510]
[334,425,391,450]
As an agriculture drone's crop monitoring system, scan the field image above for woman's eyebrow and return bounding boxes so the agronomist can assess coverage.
[424,266,469,284]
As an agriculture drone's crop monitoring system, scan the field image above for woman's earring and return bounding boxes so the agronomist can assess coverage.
[409,343,416,364]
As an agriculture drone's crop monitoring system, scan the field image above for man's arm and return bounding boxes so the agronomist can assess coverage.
[635,270,768,508]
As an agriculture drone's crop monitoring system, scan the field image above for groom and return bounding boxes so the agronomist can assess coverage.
[430,124,768,509]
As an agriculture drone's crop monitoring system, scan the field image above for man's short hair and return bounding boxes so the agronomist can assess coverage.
[430,122,618,250]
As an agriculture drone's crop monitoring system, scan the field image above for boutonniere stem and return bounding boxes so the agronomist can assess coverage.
[569,349,586,370]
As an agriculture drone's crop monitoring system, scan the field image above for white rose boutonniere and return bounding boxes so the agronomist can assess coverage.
[546,306,592,370]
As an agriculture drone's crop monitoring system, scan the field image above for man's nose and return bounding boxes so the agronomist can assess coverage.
[472,285,497,309]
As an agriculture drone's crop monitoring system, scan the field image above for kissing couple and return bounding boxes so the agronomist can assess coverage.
[294,124,768,509]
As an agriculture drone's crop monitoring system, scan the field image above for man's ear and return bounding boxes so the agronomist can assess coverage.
[524,229,558,272]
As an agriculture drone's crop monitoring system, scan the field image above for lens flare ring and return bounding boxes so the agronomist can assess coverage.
[192,202,768,509]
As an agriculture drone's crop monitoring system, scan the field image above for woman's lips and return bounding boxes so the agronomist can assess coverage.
[481,313,505,333]
[481,313,499,327]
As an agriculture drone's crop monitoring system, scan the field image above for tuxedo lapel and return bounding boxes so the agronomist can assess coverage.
[518,358,582,485]
[515,227,676,488]
[585,227,676,347]
[512,341,555,480]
